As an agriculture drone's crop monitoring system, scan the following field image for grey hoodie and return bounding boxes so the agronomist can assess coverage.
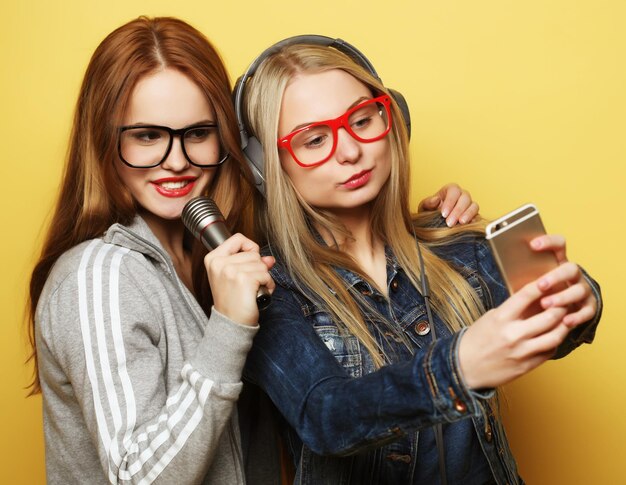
[36,216,257,484]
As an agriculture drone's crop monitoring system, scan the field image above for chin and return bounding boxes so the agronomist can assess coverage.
[148,206,186,221]
[346,187,381,206]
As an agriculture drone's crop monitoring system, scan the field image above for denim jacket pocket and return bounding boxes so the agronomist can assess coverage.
[313,325,363,378]
[463,268,486,301]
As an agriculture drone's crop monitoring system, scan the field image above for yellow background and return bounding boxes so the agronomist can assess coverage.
[2,1,623,483]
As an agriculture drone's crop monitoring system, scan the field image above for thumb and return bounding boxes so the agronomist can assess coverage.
[261,255,276,270]
[499,278,546,320]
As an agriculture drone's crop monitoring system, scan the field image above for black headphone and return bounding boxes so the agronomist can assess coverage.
[233,34,411,196]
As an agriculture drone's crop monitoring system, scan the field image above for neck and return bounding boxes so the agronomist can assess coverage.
[140,209,193,291]
[140,210,185,254]
[316,204,388,295]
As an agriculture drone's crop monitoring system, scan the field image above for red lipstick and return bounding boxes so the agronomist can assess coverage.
[151,176,197,198]
[341,170,372,189]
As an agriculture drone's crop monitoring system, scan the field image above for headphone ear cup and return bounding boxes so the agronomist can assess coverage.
[243,135,266,196]
[388,89,411,139]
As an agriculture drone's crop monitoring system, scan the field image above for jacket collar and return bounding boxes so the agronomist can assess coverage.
[103,215,174,272]
[269,225,402,297]
[331,245,401,296]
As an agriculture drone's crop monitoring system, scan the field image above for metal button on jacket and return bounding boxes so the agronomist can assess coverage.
[414,321,430,336]
[454,399,467,413]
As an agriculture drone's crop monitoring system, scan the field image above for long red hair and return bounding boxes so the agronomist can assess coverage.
[26,16,257,394]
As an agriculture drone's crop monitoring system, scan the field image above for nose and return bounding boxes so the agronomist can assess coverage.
[333,128,361,164]
[161,136,190,171]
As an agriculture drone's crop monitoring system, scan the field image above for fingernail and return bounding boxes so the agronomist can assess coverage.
[459,216,467,224]
[538,278,550,290]
[542,297,553,307]
[531,239,542,249]
[441,209,449,218]
[446,217,455,227]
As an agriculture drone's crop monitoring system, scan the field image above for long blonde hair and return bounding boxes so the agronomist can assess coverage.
[27,17,257,393]
[244,45,487,367]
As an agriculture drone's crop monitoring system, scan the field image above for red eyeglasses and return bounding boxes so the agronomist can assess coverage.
[277,95,393,168]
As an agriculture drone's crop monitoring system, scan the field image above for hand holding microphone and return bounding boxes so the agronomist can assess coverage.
[182,197,273,324]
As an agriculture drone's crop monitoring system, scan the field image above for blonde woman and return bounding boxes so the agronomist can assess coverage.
[240,42,602,484]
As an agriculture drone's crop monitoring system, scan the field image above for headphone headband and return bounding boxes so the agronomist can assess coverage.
[233,34,410,196]
[234,35,382,146]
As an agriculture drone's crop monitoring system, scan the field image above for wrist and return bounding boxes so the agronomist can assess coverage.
[457,326,480,389]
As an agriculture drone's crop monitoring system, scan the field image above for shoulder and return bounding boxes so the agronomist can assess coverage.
[261,244,324,310]
[46,238,156,292]
[37,237,167,357]
[261,244,297,290]
[428,233,491,270]
[38,237,163,325]
[42,239,107,296]
[426,233,507,307]
[259,245,322,321]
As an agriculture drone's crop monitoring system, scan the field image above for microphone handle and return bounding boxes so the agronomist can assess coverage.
[199,225,272,311]
[255,286,272,311]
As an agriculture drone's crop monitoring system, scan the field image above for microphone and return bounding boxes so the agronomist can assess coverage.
[182,196,272,310]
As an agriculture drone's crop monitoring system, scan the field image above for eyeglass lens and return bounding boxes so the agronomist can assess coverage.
[119,126,221,167]
[290,100,390,166]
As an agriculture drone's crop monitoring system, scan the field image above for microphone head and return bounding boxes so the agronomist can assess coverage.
[181,196,226,241]
[182,196,271,309]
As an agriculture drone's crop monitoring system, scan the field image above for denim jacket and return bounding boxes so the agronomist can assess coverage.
[244,234,601,485]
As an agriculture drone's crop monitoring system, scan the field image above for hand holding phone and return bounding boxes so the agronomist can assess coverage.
[460,204,598,389]
[485,204,559,294]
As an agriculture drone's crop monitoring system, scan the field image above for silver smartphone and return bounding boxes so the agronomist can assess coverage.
[485,204,558,294]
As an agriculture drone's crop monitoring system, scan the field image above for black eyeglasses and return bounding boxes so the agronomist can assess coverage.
[118,124,229,168]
